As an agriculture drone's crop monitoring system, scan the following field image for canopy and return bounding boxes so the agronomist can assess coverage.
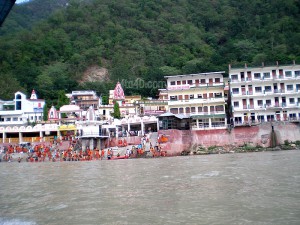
[58,124,77,131]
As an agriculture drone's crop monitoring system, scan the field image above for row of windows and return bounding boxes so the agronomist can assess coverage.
[170,92,223,100]
[169,77,221,86]
[0,117,22,122]
[170,105,225,114]
[232,84,300,94]
[233,97,300,107]
[231,70,300,80]
[0,116,42,122]
[234,113,300,122]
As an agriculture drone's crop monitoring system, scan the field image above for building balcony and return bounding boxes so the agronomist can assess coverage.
[168,97,225,106]
[168,83,224,91]
[0,121,27,126]
[230,75,300,84]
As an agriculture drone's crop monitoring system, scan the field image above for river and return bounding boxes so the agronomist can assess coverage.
[0,150,300,225]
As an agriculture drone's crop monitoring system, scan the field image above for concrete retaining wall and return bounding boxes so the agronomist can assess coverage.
[157,122,300,155]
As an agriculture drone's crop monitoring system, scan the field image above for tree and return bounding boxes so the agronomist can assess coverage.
[57,90,69,109]
[113,102,121,119]
[43,103,48,121]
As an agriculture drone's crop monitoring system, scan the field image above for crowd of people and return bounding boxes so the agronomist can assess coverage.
[0,135,166,163]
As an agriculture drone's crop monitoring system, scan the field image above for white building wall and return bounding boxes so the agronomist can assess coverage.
[230,64,300,125]
[165,72,227,130]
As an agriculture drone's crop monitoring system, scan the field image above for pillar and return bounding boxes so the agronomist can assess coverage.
[97,139,101,150]
[57,130,60,138]
[196,119,199,129]
[141,120,144,136]
[19,132,23,143]
[116,126,119,138]
[127,123,131,132]
[90,138,94,150]
[82,139,87,151]
[209,118,212,129]
[58,112,61,126]
[157,119,160,131]
[39,131,43,142]
[3,132,6,143]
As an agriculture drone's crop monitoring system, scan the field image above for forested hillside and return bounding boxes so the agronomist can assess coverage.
[0,0,299,106]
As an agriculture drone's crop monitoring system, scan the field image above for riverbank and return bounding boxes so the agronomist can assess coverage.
[183,141,300,155]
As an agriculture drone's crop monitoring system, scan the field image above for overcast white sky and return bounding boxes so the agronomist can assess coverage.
[16,0,30,4]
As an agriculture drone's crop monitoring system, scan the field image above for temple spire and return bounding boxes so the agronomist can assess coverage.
[30,89,37,99]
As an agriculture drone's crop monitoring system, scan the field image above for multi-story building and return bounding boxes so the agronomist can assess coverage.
[0,90,45,126]
[229,63,300,126]
[70,90,100,110]
[163,72,227,130]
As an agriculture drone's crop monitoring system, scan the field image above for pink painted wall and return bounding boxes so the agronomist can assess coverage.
[158,122,300,155]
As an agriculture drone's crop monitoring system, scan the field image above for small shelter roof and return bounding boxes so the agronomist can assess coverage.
[60,105,81,112]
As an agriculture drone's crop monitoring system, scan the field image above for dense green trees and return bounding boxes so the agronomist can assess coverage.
[113,102,120,119]
[0,0,299,105]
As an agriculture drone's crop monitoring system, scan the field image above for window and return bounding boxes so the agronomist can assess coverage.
[257,100,263,106]
[187,80,193,85]
[182,80,186,85]
[287,85,293,91]
[255,86,262,93]
[285,71,292,77]
[232,88,239,94]
[265,86,272,92]
[215,92,222,97]
[234,101,239,107]
[231,75,238,81]
[295,71,300,77]
[254,73,261,79]
[266,99,271,106]
[30,116,33,120]
[170,81,175,86]
[191,107,196,113]
[190,94,194,99]
[216,105,224,112]
[170,108,178,114]
[170,96,177,100]
[289,98,295,104]
[263,72,271,79]
[201,79,206,84]
[179,108,184,114]
[215,78,220,83]
[6,118,11,121]
[177,81,181,85]
[197,94,202,99]
[13,117,18,121]
[198,107,202,112]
